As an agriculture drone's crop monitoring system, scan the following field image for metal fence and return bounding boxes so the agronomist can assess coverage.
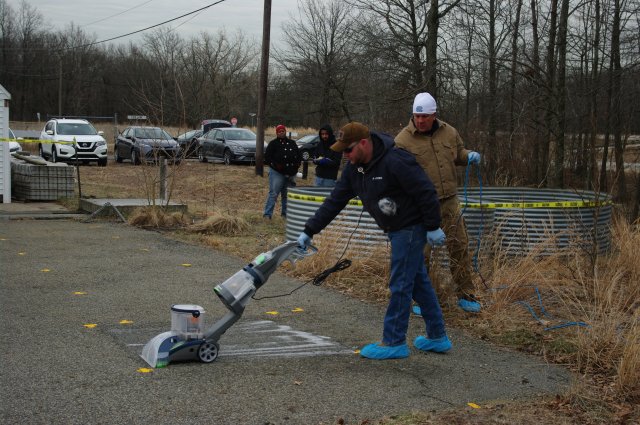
[286,186,612,258]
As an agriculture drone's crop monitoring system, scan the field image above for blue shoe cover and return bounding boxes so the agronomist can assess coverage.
[412,305,422,316]
[413,335,452,353]
[360,343,409,360]
[458,298,481,313]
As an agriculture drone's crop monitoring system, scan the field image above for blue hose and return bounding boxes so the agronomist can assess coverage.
[515,286,590,331]
[462,160,483,274]
[463,160,588,331]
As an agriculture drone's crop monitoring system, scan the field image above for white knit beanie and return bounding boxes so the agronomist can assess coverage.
[413,92,437,114]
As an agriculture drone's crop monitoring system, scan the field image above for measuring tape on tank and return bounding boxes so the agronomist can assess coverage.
[288,193,612,209]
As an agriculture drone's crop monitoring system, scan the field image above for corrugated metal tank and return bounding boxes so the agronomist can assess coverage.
[286,186,612,257]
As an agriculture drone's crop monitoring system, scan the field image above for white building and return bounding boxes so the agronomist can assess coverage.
[0,84,11,203]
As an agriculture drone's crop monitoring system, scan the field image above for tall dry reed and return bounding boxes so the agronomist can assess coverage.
[471,218,639,403]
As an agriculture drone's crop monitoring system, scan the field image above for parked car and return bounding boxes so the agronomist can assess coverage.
[198,127,257,165]
[295,134,320,161]
[201,119,232,134]
[114,126,181,165]
[175,129,203,158]
[8,128,23,153]
[39,118,108,166]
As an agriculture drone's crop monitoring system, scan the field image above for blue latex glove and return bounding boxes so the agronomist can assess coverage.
[468,151,481,164]
[426,228,446,247]
[297,232,312,250]
[316,158,332,166]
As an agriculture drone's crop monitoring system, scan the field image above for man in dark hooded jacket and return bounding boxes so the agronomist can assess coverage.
[296,122,451,360]
[312,124,342,187]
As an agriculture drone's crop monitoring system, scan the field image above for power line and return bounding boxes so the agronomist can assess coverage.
[61,0,230,51]
[80,0,158,28]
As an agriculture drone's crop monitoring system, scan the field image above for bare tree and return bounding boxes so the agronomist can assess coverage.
[276,0,359,125]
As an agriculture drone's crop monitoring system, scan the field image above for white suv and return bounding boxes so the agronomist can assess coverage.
[39,118,108,166]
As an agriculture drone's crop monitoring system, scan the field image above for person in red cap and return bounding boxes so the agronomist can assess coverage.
[263,124,301,219]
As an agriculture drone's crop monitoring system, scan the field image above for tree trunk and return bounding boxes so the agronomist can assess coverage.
[508,0,523,146]
[588,0,601,191]
[611,0,625,202]
[425,0,439,95]
[551,0,569,188]
[530,0,543,182]
[487,0,497,172]
[543,0,558,187]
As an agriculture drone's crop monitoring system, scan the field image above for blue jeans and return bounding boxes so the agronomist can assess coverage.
[315,176,336,187]
[384,224,446,345]
[263,168,289,217]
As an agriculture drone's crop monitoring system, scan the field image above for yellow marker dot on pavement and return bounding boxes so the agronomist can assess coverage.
[467,402,481,409]
[354,349,361,354]
[265,311,279,315]
[41,268,51,272]
[73,291,88,295]
[0,238,7,241]
[83,323,97,329]
[292,308,304,313]
[140,248,149,252]
[181,263,192,267]
[137,368,153,373]
[119,320,134,325]
[18,252,26,256]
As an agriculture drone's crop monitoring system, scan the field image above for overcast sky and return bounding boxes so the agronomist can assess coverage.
[15,0,299,48]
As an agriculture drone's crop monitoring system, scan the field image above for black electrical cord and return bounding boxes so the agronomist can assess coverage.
[311,259,352,286]
[252,206,367,301]
[251,258,352,301]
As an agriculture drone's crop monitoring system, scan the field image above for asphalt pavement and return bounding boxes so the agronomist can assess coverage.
[0,210,571,425]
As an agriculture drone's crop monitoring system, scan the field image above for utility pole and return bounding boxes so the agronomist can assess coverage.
[58,56,63,116]
[255,0,272,177]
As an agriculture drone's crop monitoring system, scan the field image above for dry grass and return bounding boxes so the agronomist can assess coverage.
[187,209,249,236]
[128,206,189,228]
[457,218,640,418]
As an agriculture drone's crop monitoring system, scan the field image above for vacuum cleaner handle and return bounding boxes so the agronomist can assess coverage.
[251,241,300,288]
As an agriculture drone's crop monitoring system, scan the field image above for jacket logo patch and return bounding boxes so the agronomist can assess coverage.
[372,176,383,180]
[378,197,397,216]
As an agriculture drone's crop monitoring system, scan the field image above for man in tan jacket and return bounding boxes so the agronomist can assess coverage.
[395,92,482,313]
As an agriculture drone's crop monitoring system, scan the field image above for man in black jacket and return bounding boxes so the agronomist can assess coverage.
[312,124,342,187]
[263,124,301,219]
[297,122,452,360]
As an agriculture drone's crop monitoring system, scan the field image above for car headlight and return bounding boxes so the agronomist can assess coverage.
[230,145,247,153]
[96,140,106,146]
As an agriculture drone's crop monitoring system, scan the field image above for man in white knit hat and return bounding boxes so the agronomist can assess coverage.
[395,92,482,313]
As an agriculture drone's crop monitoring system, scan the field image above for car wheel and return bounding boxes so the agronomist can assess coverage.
[301,150,310,161]
[132,149,141,165]
[38,144,45,158]
[98,158,107,167]
[114,145,123,163]
[198,148,207,163]
[223,149,232,165]
[51,146,57,163]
